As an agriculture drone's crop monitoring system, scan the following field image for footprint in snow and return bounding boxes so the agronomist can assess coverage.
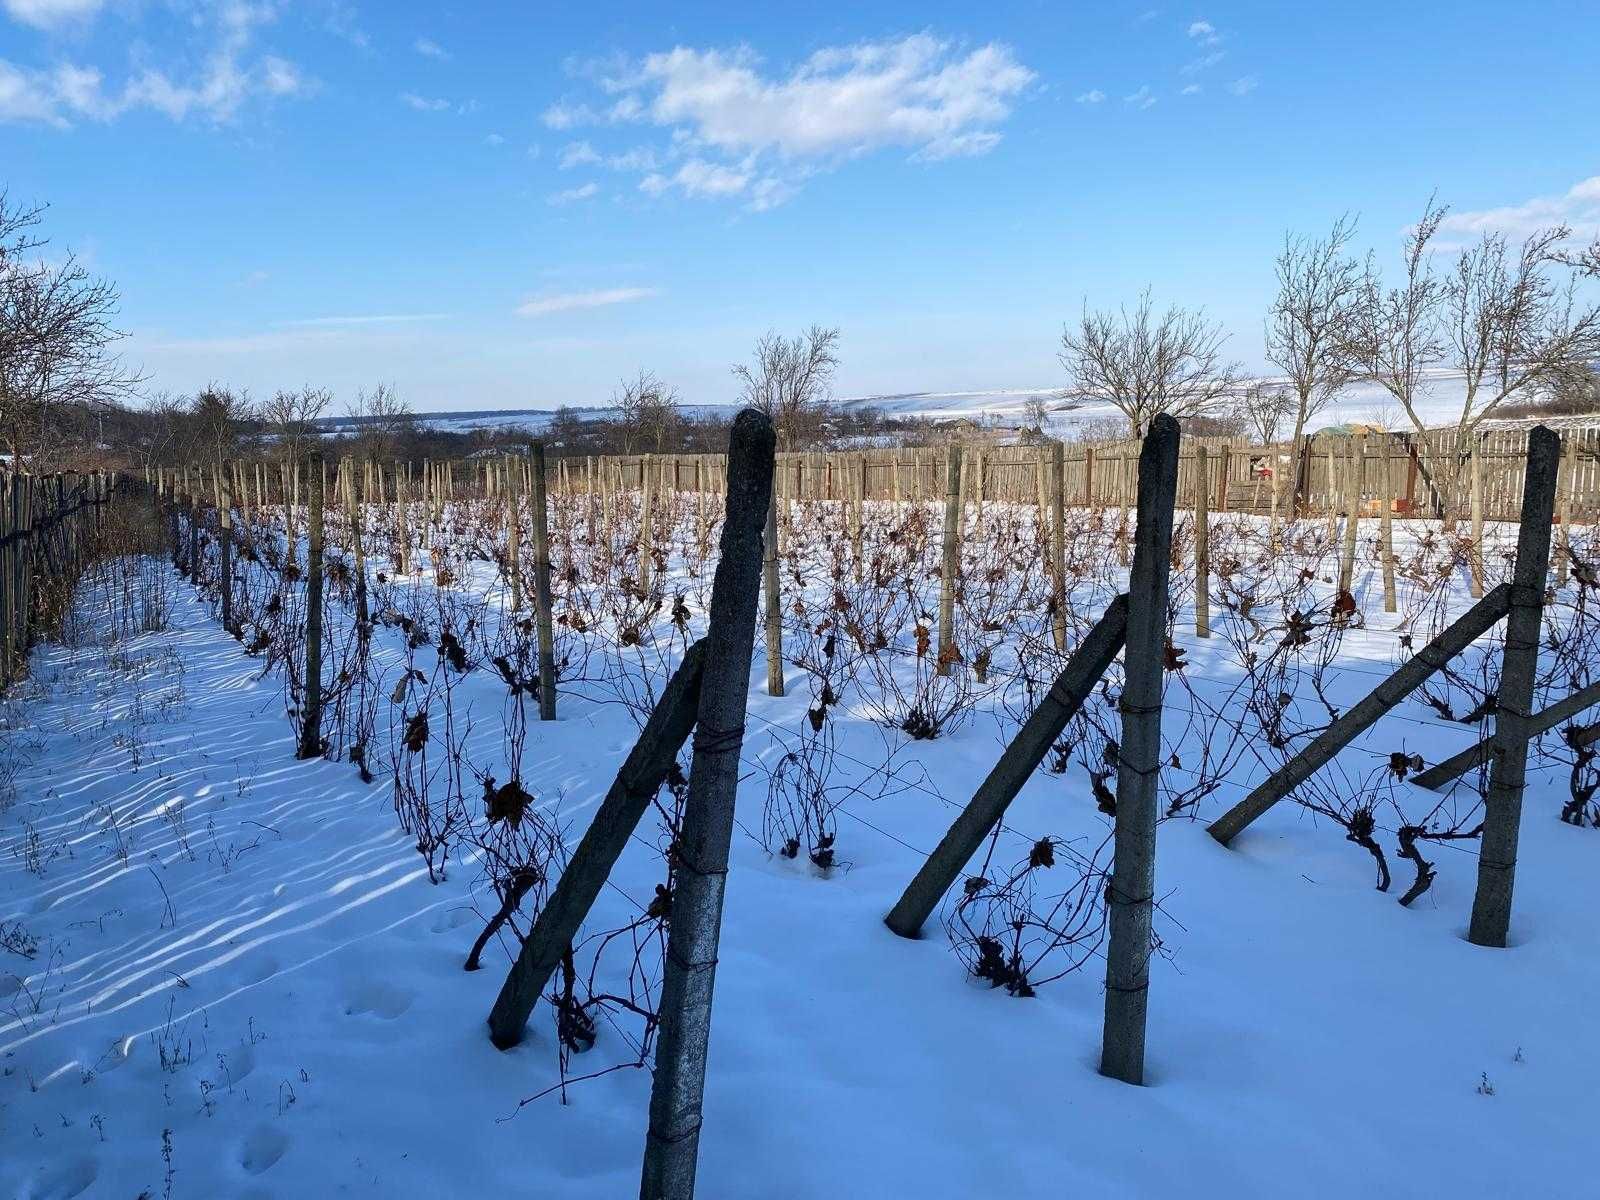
[240,1124,290,1175]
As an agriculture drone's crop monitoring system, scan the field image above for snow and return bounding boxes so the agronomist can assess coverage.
[323,369,1529,446]
[2,501,1596,1198]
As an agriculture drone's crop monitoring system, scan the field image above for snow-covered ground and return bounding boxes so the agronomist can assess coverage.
[2,501,1597,1198]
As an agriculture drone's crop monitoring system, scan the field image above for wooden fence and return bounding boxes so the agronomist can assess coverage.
[147,423,1600,527]
[0,469,122,687]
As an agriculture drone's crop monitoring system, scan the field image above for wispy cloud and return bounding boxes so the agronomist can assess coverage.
[543,35,1033,209]
[1187,19,1222,45]
[0,4,313,127]
[1226,75,1258,96]
[1180,51,1226,75]
[1437,176,1600,241]
[2,0,102,31]
[1124,85,1157,109]
[514,287,659,317]
[413,37,449,60]
[399,92,450,112]
[1075,89,1105,105]
[547,182,600,206]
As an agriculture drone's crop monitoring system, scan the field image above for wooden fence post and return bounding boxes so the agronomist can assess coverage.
[1468,436,1485,599]
[763,476,784,696]
[506,457,522,612]
[1556,435,1576,587]
[938,446,962,677]
[1051,440,1066,651]
[1380,435,1397,613]
[1099,414,1180,1087]
[1336,434,1363,607]
[1194,444,1210,639]
[298,453,326,760]
[529,441,558,721]
[1468,426,1560,949]
[641,409,775,1199]
[218,470,234,634]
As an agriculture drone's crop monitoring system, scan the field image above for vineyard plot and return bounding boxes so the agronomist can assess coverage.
[2,474,1597,1199]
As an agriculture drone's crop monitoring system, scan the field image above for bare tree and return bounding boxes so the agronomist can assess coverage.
[1058,291,1240,438]
[1266,215,1362,450]
[1442,225,1600,436]
[259,386,333,463]
[1235,381,1296,444]
[613,369,680,453]
[344,383,415,462]
[0,192,136,467]
[1348,199,1449,437]
[731,325,840,448]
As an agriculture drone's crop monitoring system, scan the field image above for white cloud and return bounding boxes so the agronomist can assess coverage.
[560,139,602,168]
[547,182,600,205]
[1437,176,1600,242]
[399,91,450,111]
[1187,19,1221,45]
[515,287,658,317]
[1124,85,1157,109]
[546,34,1033,208]
[413,37,449,60]
[1180,51,1225,75]
[2,0,101,30]
[0,3,311,126]
[1075,89,1105,104]
[484,132,505,146]
[1226,75,1258,96]
[1181,83,1202,95]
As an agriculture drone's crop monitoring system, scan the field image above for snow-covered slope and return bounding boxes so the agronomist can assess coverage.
[3,515,1596,1197]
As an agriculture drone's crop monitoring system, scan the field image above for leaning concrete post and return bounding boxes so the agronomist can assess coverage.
[641,409,775,1200]
[1468,426,1560,949]
[298,453,326,760]
[1099,415,1180,1087]
[884,593,1130,939]
[486,641,708,1048]
[937,446,962,677]
[1208,583,1513,844]
[529,442,558,721]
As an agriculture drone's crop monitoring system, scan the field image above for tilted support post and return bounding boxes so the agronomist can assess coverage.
[883,593,1130,939]
[1208,584,1512,845]
[1412,678,1600,792]
[486,641,708,1049]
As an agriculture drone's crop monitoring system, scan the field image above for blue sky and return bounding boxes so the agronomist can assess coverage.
[3,1,1597,412]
